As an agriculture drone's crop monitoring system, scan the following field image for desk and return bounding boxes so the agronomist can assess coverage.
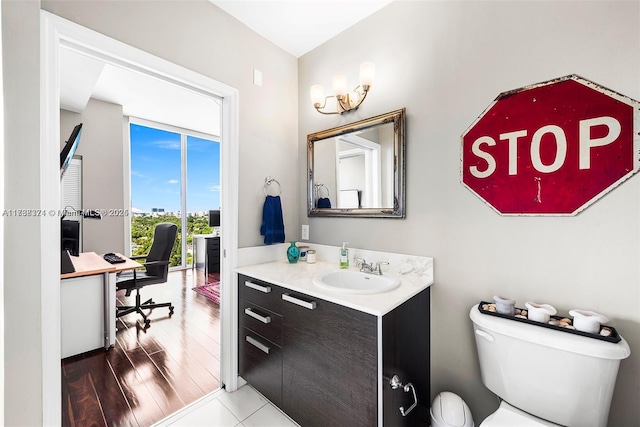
[60,252,140,358]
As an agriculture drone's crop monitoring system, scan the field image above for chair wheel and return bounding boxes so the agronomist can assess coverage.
[144,320,150,327]
[169,307,174,315]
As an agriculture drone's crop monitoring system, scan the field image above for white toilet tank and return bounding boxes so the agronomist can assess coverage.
[470,304,630,427]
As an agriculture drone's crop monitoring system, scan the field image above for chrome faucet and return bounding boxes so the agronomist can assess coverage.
[355,258,375,273]
[374,261,389,275]
[355,258,389,275]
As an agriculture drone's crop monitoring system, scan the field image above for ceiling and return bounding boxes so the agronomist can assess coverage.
[211,0,394,58]
[60,48,222,137]
[59,1,391,134]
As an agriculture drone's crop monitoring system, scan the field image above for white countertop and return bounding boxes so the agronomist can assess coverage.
[236,258,433,316]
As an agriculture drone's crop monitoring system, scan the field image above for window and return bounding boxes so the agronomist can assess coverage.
[130,122,220,268]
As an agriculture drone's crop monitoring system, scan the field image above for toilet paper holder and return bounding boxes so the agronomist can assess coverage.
[389,375,417,416]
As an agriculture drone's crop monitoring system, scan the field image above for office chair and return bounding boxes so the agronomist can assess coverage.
[116,222,177,327]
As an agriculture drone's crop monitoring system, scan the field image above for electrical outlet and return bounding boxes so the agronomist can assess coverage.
[301,224,310,240]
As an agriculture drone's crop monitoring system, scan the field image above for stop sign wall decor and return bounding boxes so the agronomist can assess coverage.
[461,75,640,215]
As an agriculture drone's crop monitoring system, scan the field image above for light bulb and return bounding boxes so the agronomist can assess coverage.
[359,62,375,87]
[332,75,348,96]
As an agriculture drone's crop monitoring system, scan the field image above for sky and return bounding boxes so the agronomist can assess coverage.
[130,124,220,213]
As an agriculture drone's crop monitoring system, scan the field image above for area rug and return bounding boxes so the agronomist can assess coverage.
[193,281,220,304]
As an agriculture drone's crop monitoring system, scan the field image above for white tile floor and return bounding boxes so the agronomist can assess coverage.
[153,384,299,427]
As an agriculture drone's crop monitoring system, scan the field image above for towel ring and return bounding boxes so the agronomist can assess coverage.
[315,183,330,198]
[264,177,282,196]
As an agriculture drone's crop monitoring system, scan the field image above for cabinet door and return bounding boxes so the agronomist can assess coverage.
[281,292,377,427]
[382,288,430,426]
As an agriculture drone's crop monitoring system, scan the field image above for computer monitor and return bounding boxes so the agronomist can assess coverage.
[60,123,82,179]
[61,219,80,256]
[208,210,220,227]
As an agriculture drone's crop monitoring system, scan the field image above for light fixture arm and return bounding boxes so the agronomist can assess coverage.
[314,84,371,115]
[314,96,341,115]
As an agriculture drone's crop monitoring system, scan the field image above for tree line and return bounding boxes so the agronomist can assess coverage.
[131,215,213,267]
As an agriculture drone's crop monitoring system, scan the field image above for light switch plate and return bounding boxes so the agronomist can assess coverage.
[301,224,309,240]
[253,68,262,87]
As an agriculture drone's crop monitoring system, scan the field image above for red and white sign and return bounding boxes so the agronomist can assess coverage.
[461,75,640,215]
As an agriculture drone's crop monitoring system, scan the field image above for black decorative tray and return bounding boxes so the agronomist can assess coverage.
[478,301,621,343]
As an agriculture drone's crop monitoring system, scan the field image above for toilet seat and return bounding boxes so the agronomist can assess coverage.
[480,401,562,427]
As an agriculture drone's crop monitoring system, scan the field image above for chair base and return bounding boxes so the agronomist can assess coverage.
[116,288,174,327]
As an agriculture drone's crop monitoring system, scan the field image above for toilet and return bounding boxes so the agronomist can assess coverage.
[468,303,630,427]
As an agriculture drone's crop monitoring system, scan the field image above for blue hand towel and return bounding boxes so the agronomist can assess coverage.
[317,197,332,208]
[260,195,285,245]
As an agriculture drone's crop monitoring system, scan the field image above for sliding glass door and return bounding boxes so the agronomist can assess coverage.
[130,121,220,268]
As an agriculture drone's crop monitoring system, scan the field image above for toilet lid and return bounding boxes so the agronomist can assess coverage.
[480,402,561,427]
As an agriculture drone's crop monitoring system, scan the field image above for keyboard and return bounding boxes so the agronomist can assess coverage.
[103,252,126,264]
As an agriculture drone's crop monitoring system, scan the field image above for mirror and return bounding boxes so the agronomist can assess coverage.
[308,108,405,218]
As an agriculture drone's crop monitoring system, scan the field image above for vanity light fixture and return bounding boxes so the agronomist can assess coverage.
[310,62,375,115]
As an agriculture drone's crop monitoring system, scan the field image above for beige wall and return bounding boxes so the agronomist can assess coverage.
[61,99,126,254]
[43,0,299,248]
[298,1,640,424]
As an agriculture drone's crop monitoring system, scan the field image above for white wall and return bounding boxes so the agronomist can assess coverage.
[2,1,45,424]
[61,99,126,254]
[43,0,299,249]
[298,1,640,424]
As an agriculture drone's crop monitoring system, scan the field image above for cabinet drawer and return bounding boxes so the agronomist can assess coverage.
[206,237,220,249]
[239,328,282,407]
[240,300,282,346]
[239,274,281,312]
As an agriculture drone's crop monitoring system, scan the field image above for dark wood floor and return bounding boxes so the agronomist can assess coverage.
[62,269,221,427]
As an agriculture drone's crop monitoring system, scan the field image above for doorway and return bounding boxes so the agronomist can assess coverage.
[42,10,240,425]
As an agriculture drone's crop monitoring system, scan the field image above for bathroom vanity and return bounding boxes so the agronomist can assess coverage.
[236,254,433,427]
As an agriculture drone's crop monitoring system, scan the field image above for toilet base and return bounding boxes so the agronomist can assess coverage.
[480,401,562,427]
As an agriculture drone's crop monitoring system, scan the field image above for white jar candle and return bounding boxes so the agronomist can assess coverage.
[306,249,316,264]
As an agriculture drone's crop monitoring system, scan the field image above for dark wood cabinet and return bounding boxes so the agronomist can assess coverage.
[194,236,220,276]
[206,236,220,275]
[237,273,430,426]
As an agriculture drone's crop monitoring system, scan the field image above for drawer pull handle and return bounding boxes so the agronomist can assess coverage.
[282,293,316,310]
[246,335,270,354]
[244,308,271,324]
[245,281,272,293]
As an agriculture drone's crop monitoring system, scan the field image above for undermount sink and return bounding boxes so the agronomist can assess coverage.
[312,269,400,294]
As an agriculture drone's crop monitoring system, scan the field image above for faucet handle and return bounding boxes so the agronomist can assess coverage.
[375,261,389,275]
[355,257,367,268]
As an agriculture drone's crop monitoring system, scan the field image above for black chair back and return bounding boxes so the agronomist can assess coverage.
[145,222,177,279]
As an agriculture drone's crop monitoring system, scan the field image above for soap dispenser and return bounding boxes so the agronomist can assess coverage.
[340,242,349,269]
